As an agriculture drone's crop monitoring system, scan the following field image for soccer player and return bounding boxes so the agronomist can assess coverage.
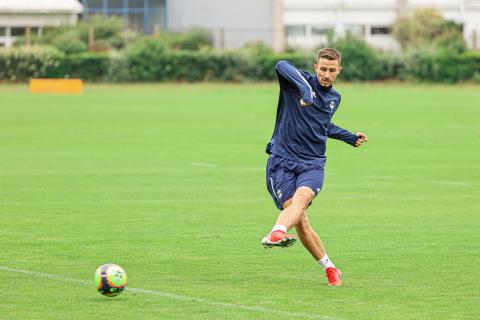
[262,48,368,286]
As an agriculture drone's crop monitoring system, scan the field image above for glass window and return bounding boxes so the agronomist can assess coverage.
[346,25,364,37]
[11,27,25,36]
[129,0,144,9]
[311,26,333,36]
[108,0,124,9]
[147,0,166,33]
[86,0,104,8]
[371,26,391,35]
[128,13,144,32]
[286,25,305,37]
[0,27,6,36]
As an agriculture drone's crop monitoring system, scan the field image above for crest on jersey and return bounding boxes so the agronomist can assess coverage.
[329,101,335,109]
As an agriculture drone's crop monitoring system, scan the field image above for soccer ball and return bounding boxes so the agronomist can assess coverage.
[94,264,128,297]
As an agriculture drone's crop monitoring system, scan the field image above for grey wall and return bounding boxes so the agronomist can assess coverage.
[167,0,275,49]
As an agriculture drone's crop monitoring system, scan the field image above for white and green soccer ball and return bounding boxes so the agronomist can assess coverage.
[94,264,128,297]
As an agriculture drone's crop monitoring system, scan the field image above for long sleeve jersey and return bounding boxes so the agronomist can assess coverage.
[266,60,358,167]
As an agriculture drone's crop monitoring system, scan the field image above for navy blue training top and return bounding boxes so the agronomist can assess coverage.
[266,60,358,166]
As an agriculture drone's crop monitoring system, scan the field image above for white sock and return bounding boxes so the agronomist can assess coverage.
[318,254,335,269]
[271,224,287,233]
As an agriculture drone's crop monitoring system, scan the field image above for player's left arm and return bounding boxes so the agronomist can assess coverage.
[327,123,368,147]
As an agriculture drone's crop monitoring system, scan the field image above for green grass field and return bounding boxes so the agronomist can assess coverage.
[0,83,479,320]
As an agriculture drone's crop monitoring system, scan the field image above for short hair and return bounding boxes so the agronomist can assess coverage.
[317,48,341,65]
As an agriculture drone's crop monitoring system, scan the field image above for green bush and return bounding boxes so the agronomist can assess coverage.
[377,53,405,80]
[0,46,63,82]
[1,39,479,83]
[127,37,170,81]
[400,51,480,83]
[159,51,247,82]
[392,8,466,54]
[160,28,213,51]
[79,15,126,51]
[329,35,385,81]
[51,30,87,54]
[106,52,132,83]
[126,37,315,82]
[250,52,312,81]
[52,52,110,81]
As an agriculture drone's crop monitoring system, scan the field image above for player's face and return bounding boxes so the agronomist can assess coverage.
[314,58,342,87]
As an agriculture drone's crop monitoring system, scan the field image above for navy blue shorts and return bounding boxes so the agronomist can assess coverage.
[266,154,325,210]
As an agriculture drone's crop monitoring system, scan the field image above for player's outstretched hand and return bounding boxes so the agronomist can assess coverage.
[355,132,368,147]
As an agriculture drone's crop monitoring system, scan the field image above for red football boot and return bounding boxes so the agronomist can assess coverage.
[325,267,342,286]
[262,230,296,248]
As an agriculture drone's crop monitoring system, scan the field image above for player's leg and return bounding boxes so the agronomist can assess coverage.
[263,155,298,248]
[294,168,342,286]
[262,187,315,248]
[292,168,326,259]
[274,186,315,229]
[295,213,326,260]
[295,213,342,286]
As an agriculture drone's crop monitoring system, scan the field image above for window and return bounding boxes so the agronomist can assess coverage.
[11,27,25,36]
[286,25,305,37]
[108,0,124,9]
[129,0,144,9]
[371,26,391,35]
[147,0,166,33]
[128,13,144,31]
[346,25,364,37]
[311,27,333,36]
[0,27,6,36]
[86,0,103,7]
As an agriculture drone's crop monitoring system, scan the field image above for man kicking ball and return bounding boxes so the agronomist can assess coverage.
[262,48,368,286]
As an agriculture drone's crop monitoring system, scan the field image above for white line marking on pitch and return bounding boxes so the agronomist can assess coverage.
[0,265,344,320]
[428,180,472,187]
[368,176,402,181]
[368,175,473,187]
[190,162,218,168]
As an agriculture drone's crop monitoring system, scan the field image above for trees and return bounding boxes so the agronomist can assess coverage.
[392,8,466,53]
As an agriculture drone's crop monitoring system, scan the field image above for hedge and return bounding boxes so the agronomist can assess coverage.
[0,45,479,83]
[400,51,480,83]
[54,52,110,81]
[0,46,62,82]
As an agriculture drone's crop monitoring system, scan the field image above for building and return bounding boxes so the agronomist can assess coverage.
[165,0,284,51]
[283,0,480,51]
[80,0,167,35]
[0,0,83,48]
[80,0,283,51]
[2,0,479,51]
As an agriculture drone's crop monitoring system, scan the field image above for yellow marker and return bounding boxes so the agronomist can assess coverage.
[29,79,84,94]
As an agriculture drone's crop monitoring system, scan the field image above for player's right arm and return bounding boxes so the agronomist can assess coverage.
[276,60,314,106]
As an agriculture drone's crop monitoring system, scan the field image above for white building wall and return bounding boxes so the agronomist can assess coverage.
[283,0,480,51]
[0,14,79,27]
[0,0,82,48]
[167,0,276,49]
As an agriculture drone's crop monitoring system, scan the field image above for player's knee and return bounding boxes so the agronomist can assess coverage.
[294,187,315,209]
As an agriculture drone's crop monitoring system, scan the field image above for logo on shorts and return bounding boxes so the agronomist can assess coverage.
[277,189,283,199]
[329,101,335,110]
[316,188,320,193]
